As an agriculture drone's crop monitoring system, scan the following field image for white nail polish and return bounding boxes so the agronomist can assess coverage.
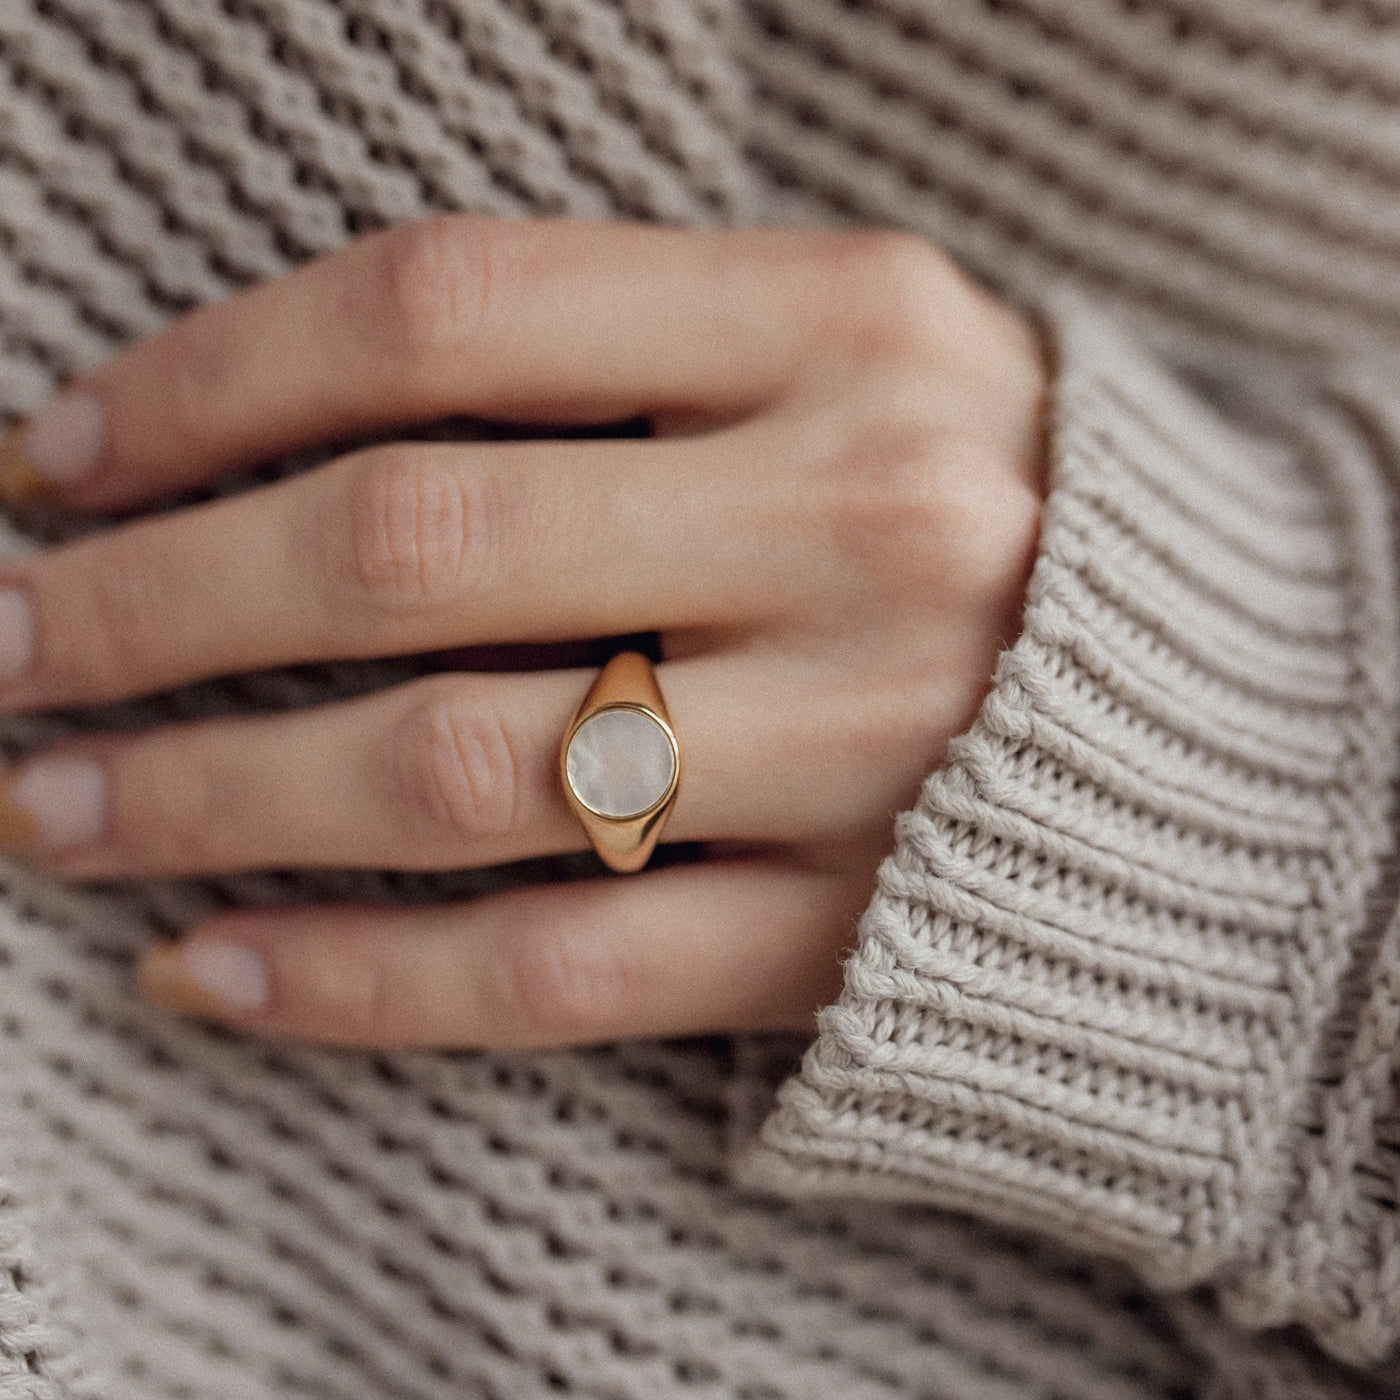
[183,942,271,1012]
[10,756,107,850]
[20,392,107,484]
[0,589,34,682]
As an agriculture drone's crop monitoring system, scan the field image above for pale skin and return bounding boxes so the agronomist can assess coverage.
[0,218,1047,1047]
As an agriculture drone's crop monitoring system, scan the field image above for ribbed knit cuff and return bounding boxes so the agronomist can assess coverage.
[740,296,1400,1309]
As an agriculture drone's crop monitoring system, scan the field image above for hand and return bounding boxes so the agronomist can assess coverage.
[0,218,1045,1046]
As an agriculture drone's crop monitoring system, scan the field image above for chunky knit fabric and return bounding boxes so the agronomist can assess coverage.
[2,2,1400,1398]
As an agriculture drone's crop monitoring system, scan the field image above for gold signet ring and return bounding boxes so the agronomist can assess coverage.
[560,651,680,873]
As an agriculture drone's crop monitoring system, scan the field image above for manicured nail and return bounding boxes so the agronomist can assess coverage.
[6,756,107,852]
[0,770,38,849]
[0,424,50,505]
[141,941,271,1017]
[0,392,107,502]
[0,589,34,683]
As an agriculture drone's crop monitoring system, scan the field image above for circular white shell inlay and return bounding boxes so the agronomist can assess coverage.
[566,708,676,819]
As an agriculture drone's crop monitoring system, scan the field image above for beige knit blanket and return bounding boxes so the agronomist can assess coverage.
[1,3,1399,1397]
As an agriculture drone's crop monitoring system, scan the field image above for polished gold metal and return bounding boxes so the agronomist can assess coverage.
[560,651,680,873]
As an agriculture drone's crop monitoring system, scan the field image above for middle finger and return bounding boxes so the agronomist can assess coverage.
[0,421,815,712]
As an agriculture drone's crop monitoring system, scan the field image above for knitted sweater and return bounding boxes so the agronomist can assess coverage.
[1,2,1398,1397]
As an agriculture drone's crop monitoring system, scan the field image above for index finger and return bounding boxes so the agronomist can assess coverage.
[1,218,821,511]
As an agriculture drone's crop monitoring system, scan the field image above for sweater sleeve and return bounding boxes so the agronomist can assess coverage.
[739,294,1400,1370]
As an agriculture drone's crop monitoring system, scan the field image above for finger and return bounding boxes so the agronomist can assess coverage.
[7,654,936,878]
[0,424,815,712]
[6,218,828,510]
[137,860,864,1046]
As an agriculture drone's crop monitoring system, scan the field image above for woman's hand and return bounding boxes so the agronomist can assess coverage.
[0,219,1045,1046]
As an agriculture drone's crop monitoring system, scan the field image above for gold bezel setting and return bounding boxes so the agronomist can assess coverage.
[560,652,680,872]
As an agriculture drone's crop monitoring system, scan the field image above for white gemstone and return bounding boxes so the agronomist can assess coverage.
[566,708,676,819]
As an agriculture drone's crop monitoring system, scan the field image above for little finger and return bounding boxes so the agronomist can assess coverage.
[138,860,864,1045]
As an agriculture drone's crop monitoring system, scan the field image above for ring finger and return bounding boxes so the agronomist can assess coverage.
[5,653,917,877]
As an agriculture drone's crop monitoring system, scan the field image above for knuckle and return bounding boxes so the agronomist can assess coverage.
[376,215,506,358]
[502,915,633,1043]
[342,448,493,609]
[825,409,1037,596]
[159,316,236,459]
[394,688,525,840]
[824,411,949,583]
[934,451,1043,605]
[58,540,170,695]
[118,740,225,870]
[288,944,389,1042]
[816,230,968,359]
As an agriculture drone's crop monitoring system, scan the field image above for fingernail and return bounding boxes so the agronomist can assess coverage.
[0,424,51,505]
[0,392,107,502]
[0,771,38,849]
[5,756,107,852]
[141,941,271,1017]
[0,589,34,683]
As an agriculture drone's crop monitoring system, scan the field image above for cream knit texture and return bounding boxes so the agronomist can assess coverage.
[2,2,1400,1398]
[750,299,1400,1362]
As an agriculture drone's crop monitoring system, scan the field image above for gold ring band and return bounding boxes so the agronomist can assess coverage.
[560,651,680,873]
